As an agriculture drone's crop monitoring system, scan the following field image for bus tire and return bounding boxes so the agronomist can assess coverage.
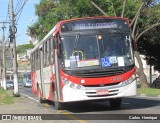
[38,87,45,103]
[54,91,63,110]
[109,98,122,109]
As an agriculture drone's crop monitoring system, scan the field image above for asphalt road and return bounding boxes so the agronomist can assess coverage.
[19,87,160,123]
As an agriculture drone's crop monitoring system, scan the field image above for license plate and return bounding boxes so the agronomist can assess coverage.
[97,90,109,95]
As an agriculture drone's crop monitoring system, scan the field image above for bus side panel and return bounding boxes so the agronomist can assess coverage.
[47,64,56,101]
[53,49,62,101]
[31,71,38,95]
[36,69,42,96]
[42,66,52,100]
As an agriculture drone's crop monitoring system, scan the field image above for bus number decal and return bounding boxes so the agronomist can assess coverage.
[111,76,123,82]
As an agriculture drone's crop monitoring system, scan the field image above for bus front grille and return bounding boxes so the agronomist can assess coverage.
[87,93,118,97]
[63,65,134,78]
[73,70,124,78]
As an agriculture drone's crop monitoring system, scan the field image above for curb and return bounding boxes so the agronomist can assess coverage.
[137,94,160,98]
[20,93,39,103]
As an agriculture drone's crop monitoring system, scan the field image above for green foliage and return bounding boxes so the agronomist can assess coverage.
[28,0,160,71]
[28,0,143,41]
[137,2,160,71]
[138,27,160,71]
[16,44,34,54]
[138,88,160,96]
[0,90,14,105]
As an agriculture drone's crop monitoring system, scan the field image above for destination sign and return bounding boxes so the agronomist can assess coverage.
[61,18,129,32]
[73,22,118,30]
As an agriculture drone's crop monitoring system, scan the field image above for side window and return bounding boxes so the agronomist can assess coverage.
[48,38,51,65]
[47,40,50,66]
[33,52,35,71]
[37,50,40,69]
[35,51,37,70]
[43,44,46,67]
[36,50,39,70]
[45,41,47,67]
[50,37,55,64]
[31,54,33,71]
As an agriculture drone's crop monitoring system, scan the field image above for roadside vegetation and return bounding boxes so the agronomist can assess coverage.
[0,89,14,105]
[16,44,33,70]
[16,44,34,54]
[138,88,160,96]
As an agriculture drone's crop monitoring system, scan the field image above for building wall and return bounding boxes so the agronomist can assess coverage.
[135,55,160,82]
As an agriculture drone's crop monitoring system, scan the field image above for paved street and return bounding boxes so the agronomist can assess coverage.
[18,87,160,123]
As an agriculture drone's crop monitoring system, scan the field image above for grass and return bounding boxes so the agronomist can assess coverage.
[138,88,160,96]
[0,89,14,105]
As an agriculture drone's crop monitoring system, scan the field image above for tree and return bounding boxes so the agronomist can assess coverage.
[131,1,160,88]
[28,0,57,40]
[16,44,34,54]
[138,27,160,72]
[28,0,160,88]
[90,0,160,88]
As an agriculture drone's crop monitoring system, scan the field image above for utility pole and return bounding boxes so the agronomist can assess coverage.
[0,21,7,90]
[0,47,2,88]
[10,0,19,96]
[0,67,2,87]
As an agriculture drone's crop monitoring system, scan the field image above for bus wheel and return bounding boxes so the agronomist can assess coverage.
[109,98,122,109]
[54,91,63,110]
[38,88,45,103]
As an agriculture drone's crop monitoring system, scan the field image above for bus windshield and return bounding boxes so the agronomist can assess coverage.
[60,33,134,69]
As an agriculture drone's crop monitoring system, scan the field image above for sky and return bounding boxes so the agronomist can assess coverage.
[0,0,40,45]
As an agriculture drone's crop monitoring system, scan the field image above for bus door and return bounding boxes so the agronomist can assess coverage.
[39,46,46,98]
[54,35,61,101]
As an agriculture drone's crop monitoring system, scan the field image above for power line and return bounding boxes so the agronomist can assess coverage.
[15,0,29,24]
[15,0,23,13]
[15,0,29,17]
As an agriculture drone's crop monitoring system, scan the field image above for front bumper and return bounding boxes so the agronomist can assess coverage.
[62,80,137,102]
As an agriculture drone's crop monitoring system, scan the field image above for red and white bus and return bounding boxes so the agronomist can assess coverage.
[31,16,137,110]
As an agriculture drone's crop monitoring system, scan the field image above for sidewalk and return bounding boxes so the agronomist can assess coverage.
[0,96,79,123]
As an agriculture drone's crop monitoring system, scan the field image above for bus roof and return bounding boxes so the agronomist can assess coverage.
[56,16,129,28]
[31,16,129,53]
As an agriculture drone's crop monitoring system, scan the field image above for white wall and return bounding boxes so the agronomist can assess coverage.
[135,55,160,82]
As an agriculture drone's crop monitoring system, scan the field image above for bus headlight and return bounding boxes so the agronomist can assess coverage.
[61,77,82,89]
[61,77,69,85]
[121,74,136,86]
[76,85,81,89]
[70,83,75,88]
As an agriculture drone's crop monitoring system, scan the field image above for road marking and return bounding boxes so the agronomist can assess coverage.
[21,93,87,122]
[44,103,50,107]
[20,93,39,103]
[58,110,87,123]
